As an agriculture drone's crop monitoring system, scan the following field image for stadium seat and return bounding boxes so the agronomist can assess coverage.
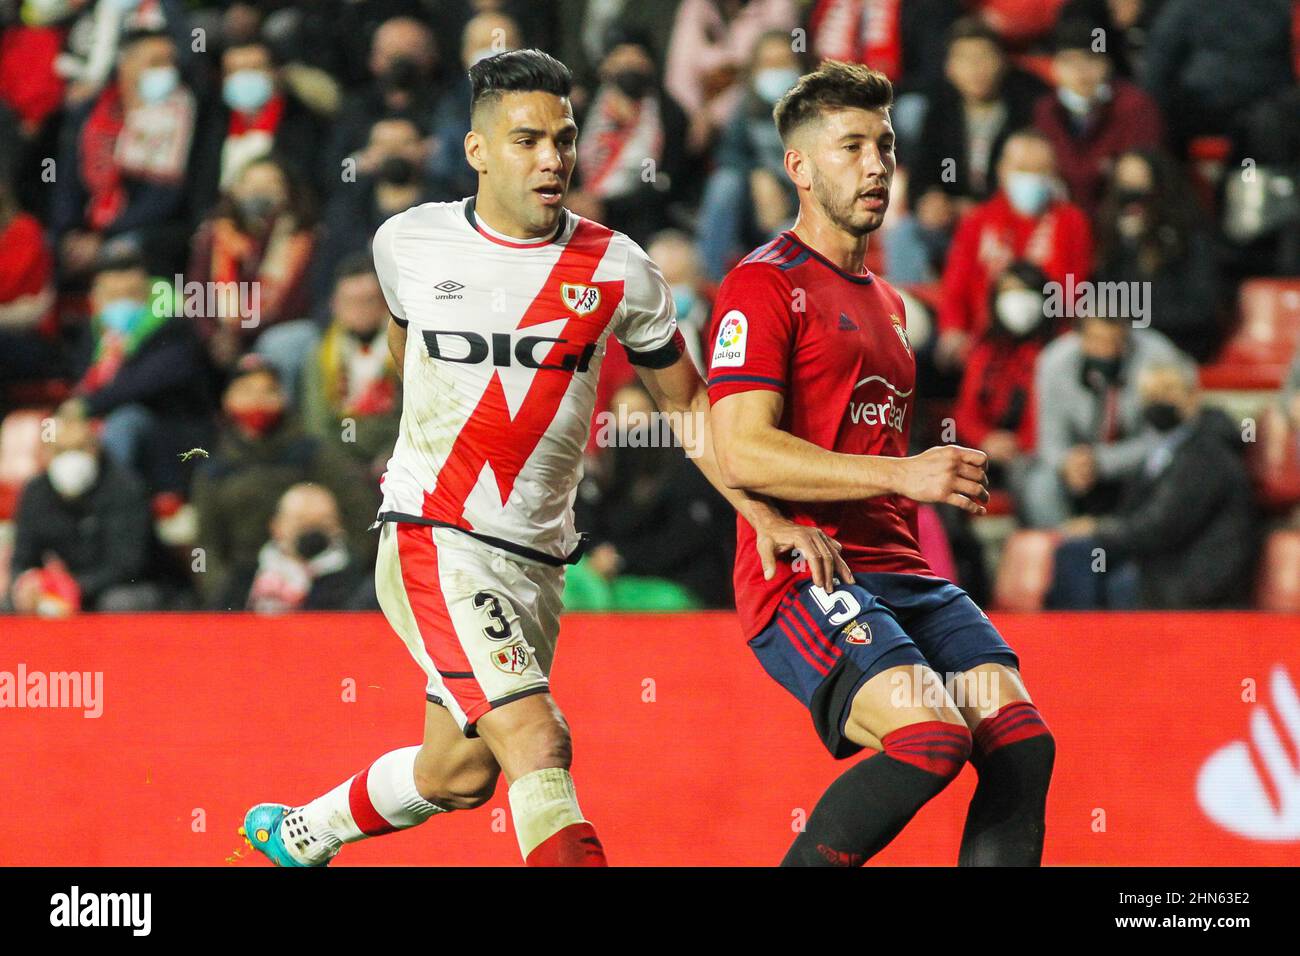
[1199,279,1300,390]
[0,409,50,521]
[983,488,1014,517]
[1255,530,1300,612]
[1246,405,1300,510]
[993,529,1061,612]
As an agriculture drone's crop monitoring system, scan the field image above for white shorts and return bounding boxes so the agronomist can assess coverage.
[374,520,564,735]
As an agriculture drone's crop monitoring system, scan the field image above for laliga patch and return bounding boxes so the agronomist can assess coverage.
[561,282,601,316]
[491,640,531,675]
[712,310,748,368]
[843,619,872,645]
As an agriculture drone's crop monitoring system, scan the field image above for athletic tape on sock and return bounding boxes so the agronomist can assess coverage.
[507,767,587,860]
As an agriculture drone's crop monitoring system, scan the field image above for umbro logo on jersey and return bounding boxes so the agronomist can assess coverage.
[838,313,858,331]
[434,280,465,300]
[1197,664,1300,841]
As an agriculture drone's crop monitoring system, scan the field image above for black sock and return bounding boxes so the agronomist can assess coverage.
[782,722,971,867]
[959,704,1055,867]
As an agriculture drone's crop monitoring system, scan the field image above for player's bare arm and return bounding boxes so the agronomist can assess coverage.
[387,315,406,379]
[711,389,990,514]
[636,352,852,589]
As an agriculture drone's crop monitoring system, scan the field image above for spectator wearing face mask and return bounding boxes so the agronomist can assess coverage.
[646,230,711,368]
[187,154,318,383]
[191,37,329,217]
[311,116,437,310]
[1048,361,1256,609]
[419,11,524,203]
[1094,149,1222,361]
[51,27,197,278]
[952,261,1054,487]
[7,409,160,614]
[696,28,803,281]
[325,16,446,194]
[190,355,378,606]
[52,0,193,109]
[300,255,402,478]
[59,250,214,494]
[589,229,713,436]
[1032,18,1164,221]
[1019,311,1188,528]
[905,18,1046,275]
[567,28,689,247]
[214,482,367,612]
[663,0,797,155]
[934,129,1092,379]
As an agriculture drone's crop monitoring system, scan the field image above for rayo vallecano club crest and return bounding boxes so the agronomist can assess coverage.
[890,313,910,355]
[561,283,601,315]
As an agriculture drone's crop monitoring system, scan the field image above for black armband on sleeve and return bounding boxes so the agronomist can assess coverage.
[625,329,686,369]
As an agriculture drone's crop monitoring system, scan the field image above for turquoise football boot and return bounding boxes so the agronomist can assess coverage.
[240,803,328,867]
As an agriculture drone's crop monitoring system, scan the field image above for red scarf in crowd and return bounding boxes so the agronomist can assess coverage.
[80,84,127,230]
[809,0,903,81]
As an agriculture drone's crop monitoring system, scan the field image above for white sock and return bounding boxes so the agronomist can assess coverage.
[281,746,447,865]
[507,767,586,860]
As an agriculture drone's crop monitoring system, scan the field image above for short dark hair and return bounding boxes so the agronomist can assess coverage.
[773,60,893,144]
[947,16,1004,53]
[222,37,282,68]
[120,28,173,53]
[469,49,572,121]
[334,251,377,285]
[1053,17,1103,55]
[91,248,148,278]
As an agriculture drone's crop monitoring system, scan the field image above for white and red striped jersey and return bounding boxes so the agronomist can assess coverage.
[371,196,683,564]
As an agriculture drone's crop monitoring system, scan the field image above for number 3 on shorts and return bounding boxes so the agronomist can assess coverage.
[808,584,862,626]
[473,591,512,641]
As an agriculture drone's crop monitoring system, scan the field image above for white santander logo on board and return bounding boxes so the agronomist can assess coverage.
[1196,664,1300,841]
[712,309,747,368]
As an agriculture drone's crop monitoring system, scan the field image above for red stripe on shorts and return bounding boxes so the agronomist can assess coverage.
[394,522,488,720]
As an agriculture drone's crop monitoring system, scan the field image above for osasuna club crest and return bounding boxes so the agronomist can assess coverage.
[561,283,601,315]
[890,313,911,355]
[843,620,872,645]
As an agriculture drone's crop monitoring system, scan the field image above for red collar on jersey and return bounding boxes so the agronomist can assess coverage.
[780,230,875,285]
[464,195,571,248]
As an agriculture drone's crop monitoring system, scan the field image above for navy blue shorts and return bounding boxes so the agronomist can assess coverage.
[748,573,1019,758]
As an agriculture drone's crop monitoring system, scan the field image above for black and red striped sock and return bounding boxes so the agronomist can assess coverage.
[782,721,972,866]
[958,700,1055,866]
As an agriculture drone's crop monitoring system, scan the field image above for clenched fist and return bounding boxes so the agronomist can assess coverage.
[895,445,990,515]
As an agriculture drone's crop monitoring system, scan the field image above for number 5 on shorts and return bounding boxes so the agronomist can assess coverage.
[808,584,862,626]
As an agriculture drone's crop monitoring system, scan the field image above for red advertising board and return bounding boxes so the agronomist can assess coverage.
[0,612,1296,865]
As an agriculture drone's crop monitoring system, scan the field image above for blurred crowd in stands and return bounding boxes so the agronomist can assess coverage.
[2,0,1300,617]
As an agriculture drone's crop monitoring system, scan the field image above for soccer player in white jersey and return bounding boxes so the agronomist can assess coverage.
[240,49,850,867]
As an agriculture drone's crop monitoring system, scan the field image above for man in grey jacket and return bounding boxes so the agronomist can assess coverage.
[1018,311,1191,527]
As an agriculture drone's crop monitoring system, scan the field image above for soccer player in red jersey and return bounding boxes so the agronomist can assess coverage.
[707,62,1055,866]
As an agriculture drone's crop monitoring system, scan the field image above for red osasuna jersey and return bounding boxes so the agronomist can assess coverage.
[707,230,932,638]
